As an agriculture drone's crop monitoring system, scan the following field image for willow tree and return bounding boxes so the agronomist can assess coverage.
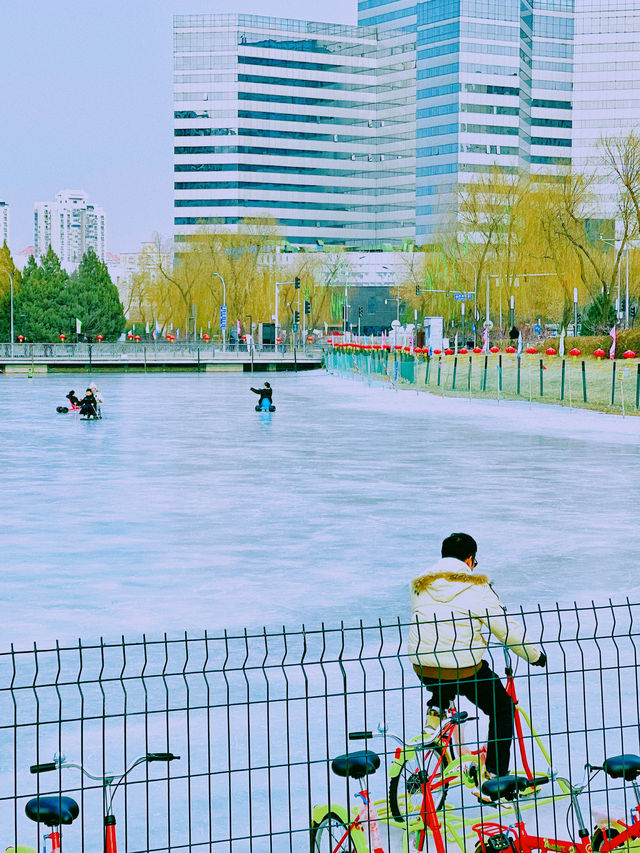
[539,170,637,332]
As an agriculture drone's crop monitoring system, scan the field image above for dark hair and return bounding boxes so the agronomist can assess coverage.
[264,382,271,388]
[441,532,477,562]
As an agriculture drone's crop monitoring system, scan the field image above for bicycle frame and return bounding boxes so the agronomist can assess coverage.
[474,819,593,853]
[390,648,569,802]
[594,775,640,852]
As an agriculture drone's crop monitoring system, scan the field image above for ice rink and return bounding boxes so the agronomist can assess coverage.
[1,370,637,649]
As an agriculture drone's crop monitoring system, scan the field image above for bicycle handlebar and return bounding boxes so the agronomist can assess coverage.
[146,752,180,761]
[30,762,57,774]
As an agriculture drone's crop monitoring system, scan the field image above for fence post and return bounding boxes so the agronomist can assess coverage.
[636,363,640,410]
[425,354,430,385]
[560,358,565,401]
[482,355,488,391]
[467,356,472,391]
[517,355,521,395]
[582,360,587,402]
[452,356,457,390]
[539,358,544,397]
[437,357,442,387]
[88,343,92,372]
[498,354,503,392]
[611,360,616,406]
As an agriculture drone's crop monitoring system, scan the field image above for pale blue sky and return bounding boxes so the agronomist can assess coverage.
[0,0,356,257]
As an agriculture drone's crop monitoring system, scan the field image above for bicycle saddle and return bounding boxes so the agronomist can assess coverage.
[331,750,381,780]
[603,755,640,781]
[481,774,550,802]
[25,796,79,827]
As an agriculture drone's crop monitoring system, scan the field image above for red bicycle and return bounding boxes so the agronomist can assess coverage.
[25,751,179,853]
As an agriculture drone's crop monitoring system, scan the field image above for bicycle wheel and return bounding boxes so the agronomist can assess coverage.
[592,828,620,852]
[311,811,358,853]
[389,744,450,823]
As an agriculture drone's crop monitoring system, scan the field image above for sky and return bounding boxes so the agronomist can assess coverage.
[0,0,356,258]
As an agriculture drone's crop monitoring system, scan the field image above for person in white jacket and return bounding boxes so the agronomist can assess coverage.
[408,532,546,780]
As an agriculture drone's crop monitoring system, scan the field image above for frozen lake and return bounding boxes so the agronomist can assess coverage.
[1,370,638,650]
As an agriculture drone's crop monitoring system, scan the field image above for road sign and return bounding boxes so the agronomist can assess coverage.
[220,305,228,330]
[453,292,474,301]
[534,323,542,335]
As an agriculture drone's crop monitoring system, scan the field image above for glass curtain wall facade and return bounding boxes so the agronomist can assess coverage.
[173,14,416,247]
[573,0,640,218]
[359,0,573,242]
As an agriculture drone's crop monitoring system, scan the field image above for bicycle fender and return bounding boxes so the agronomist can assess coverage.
[311,802,350,826]
[389,748,416,779]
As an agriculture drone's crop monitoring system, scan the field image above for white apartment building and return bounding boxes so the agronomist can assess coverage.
[0,201,8,247]
[173,13,416,248]
[573,0,640,219]
[34,190,106,272]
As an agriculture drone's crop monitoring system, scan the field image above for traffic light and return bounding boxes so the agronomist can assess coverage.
[631,305,638,318]
[294,310,300,324]
[358,306,363,318]
[304,299,311,315]
[294,276,301,289]
[415,286,421,296]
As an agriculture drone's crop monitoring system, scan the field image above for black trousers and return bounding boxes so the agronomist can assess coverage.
[418,660,514,776]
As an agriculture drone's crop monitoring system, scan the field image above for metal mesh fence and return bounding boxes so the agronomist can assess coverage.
[325,348,640,414]
[1,602,640,853]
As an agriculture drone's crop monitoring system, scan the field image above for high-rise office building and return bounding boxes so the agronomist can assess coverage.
[34,190,106,272]
[173,13,416,247]
[573,0,640,218]
[358,0,573,242]
[0,201,9,247]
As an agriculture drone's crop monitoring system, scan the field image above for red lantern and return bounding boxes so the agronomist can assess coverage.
[59,333,66,342]
[489,346,500,354]
[433,348,442,355]
[459,347,468,354]
[526,346,538,355]
[276,337,282,343]
[569,348,581,357]
[202,333,210,342]
[505,346,516,354]
[307,336,314,343]
[127,332,134,340]
[473,346,482,354]
[17,334,25,342]
[623,349,636,359]
[444,348,454,355]
[134,335,141,342]
[545,347,557,356]
[96,334,104,342]
[593,348,606,359]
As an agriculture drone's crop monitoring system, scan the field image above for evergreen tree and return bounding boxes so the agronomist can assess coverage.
[12,248,71,341]
[581,292,617,335]
[67,249,126,340]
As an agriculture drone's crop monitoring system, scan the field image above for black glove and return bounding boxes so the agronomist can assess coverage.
[531,651,547,668]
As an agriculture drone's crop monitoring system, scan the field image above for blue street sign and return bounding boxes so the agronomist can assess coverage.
[534,323,542,335]
[454,293,466,301]
[220,305,228,330]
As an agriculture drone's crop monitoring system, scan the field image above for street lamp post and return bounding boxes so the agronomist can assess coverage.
[211,272,226,351]
[600,237,629,328]
[457,259,478,344]
[573,287,578,335]
[2,271,14,357]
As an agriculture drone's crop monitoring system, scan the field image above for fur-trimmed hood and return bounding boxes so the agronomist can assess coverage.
[412,557,489,602]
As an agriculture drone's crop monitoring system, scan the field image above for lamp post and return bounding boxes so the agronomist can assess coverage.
[573,287,579,334]
[211,272,226,351]
[458,258,478,344]
[600,237,629,328]
[2,270,14,357]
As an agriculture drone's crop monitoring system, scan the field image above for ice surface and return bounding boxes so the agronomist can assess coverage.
[0,371,638,650]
